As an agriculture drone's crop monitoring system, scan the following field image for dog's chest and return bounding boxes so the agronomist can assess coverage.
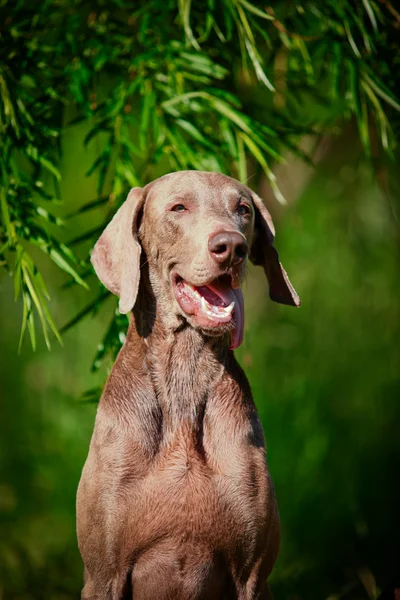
[110,401,271,558]
[84,354,273,566]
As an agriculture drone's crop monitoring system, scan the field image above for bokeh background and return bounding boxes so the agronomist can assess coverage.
[1,2,400,599]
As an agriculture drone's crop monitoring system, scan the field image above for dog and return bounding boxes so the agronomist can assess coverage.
[77,170,300,599]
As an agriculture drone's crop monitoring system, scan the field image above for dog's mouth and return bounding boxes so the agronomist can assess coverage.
[173,274,244,350]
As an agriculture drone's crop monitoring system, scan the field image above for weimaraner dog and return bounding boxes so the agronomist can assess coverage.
[77,171,300,600]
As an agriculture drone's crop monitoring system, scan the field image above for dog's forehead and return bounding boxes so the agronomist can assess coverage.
[145,171,249,212]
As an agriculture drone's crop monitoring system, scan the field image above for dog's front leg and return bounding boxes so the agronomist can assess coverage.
[81,567,130,600]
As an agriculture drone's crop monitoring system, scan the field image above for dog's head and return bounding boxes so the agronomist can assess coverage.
[91,171,300,349]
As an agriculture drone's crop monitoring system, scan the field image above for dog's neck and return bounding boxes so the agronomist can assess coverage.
[129,316,227,416]
[121,273,244,431]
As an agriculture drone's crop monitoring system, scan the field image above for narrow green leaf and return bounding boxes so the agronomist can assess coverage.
[66,196,110,218]
[236,0,273,20]
[80,387,103,403]
[220,120,237,156]
[39,157,61,181]
[18,292,29,354]
[240,132,286,204]
[211,97,254,135]
[361,0,378,31]
[86,153,108,178]
[179,0,201,50]
[243,36,275,91]
[61,267,94,290]
[84,120,111,147]
[49,249,89,288]
[175,118,214,148]
[363,74,400,112]
[21,264,52,349]
[14,250,23,300]
[236,3,256,45]
[26,305,36,352]
[68,225,105,247]
[344,22,362,58]
[362,81,392,151]
[1,189,14,243]
[236,132,247,183]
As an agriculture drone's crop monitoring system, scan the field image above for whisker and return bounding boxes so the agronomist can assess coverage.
[242,173,256,185]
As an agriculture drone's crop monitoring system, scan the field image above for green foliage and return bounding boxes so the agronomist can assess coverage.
[0,3,400,596]
[0,143,399,599]
[1,0,400,357]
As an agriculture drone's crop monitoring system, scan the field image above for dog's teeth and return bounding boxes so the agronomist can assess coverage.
[215,302,234,315]
[225,301,235,315]
[199,296,234,319]
[200,296,218,318]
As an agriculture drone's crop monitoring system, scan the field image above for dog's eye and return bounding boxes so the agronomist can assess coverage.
[171,204,187,213]
[236,203,251,217]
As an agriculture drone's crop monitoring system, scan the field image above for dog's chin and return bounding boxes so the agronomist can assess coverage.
[185,314,234,338]
[172,273,245,350]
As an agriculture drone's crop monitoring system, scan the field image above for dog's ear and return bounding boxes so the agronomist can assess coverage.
[249,191,300,307]
[91,187,144,314]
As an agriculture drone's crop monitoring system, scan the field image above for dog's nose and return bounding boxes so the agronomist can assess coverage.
[208,231,248,267]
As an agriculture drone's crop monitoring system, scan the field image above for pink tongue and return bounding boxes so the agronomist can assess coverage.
[207,282,244,351]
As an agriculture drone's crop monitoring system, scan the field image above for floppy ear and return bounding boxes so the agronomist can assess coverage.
[249,192,301,307]
[91,187,144,314]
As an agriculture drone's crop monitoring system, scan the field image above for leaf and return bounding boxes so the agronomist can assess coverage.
[18,292,29,353]
[236,0,273,20]
[14,246,23,300]
[67,113,89,127]
[205,87,242,108]
[36,206,64,226]
[84,119,111,147]
[239,132,287,204]
[86,152,109,178]
[175,118,214,148]
[21,257,62,350]
[362,80,392,151]
[61,267,94,290]
[25,146,62,181]
[165,129,193,169]
[179,0,201,50]
[115,160,140,187]
[68,225,105,247]
[344,21,362,59]
[236,131,247,183]
[235,5,275,91]
[26,304,36,352]
[361,0,378,31]
[66,196,110,218]
[48,249,89,288]
[220,120,237,156]
[363,74,400,112]
[235,3,256,45]
[80,386,103,403]
[1,189,14,244]
[243,36,275,91]
[179,53,228,79]
[210,96,254,135]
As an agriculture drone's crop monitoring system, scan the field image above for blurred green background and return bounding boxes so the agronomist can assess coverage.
[1,1,400,599]
[1,123,399,599]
